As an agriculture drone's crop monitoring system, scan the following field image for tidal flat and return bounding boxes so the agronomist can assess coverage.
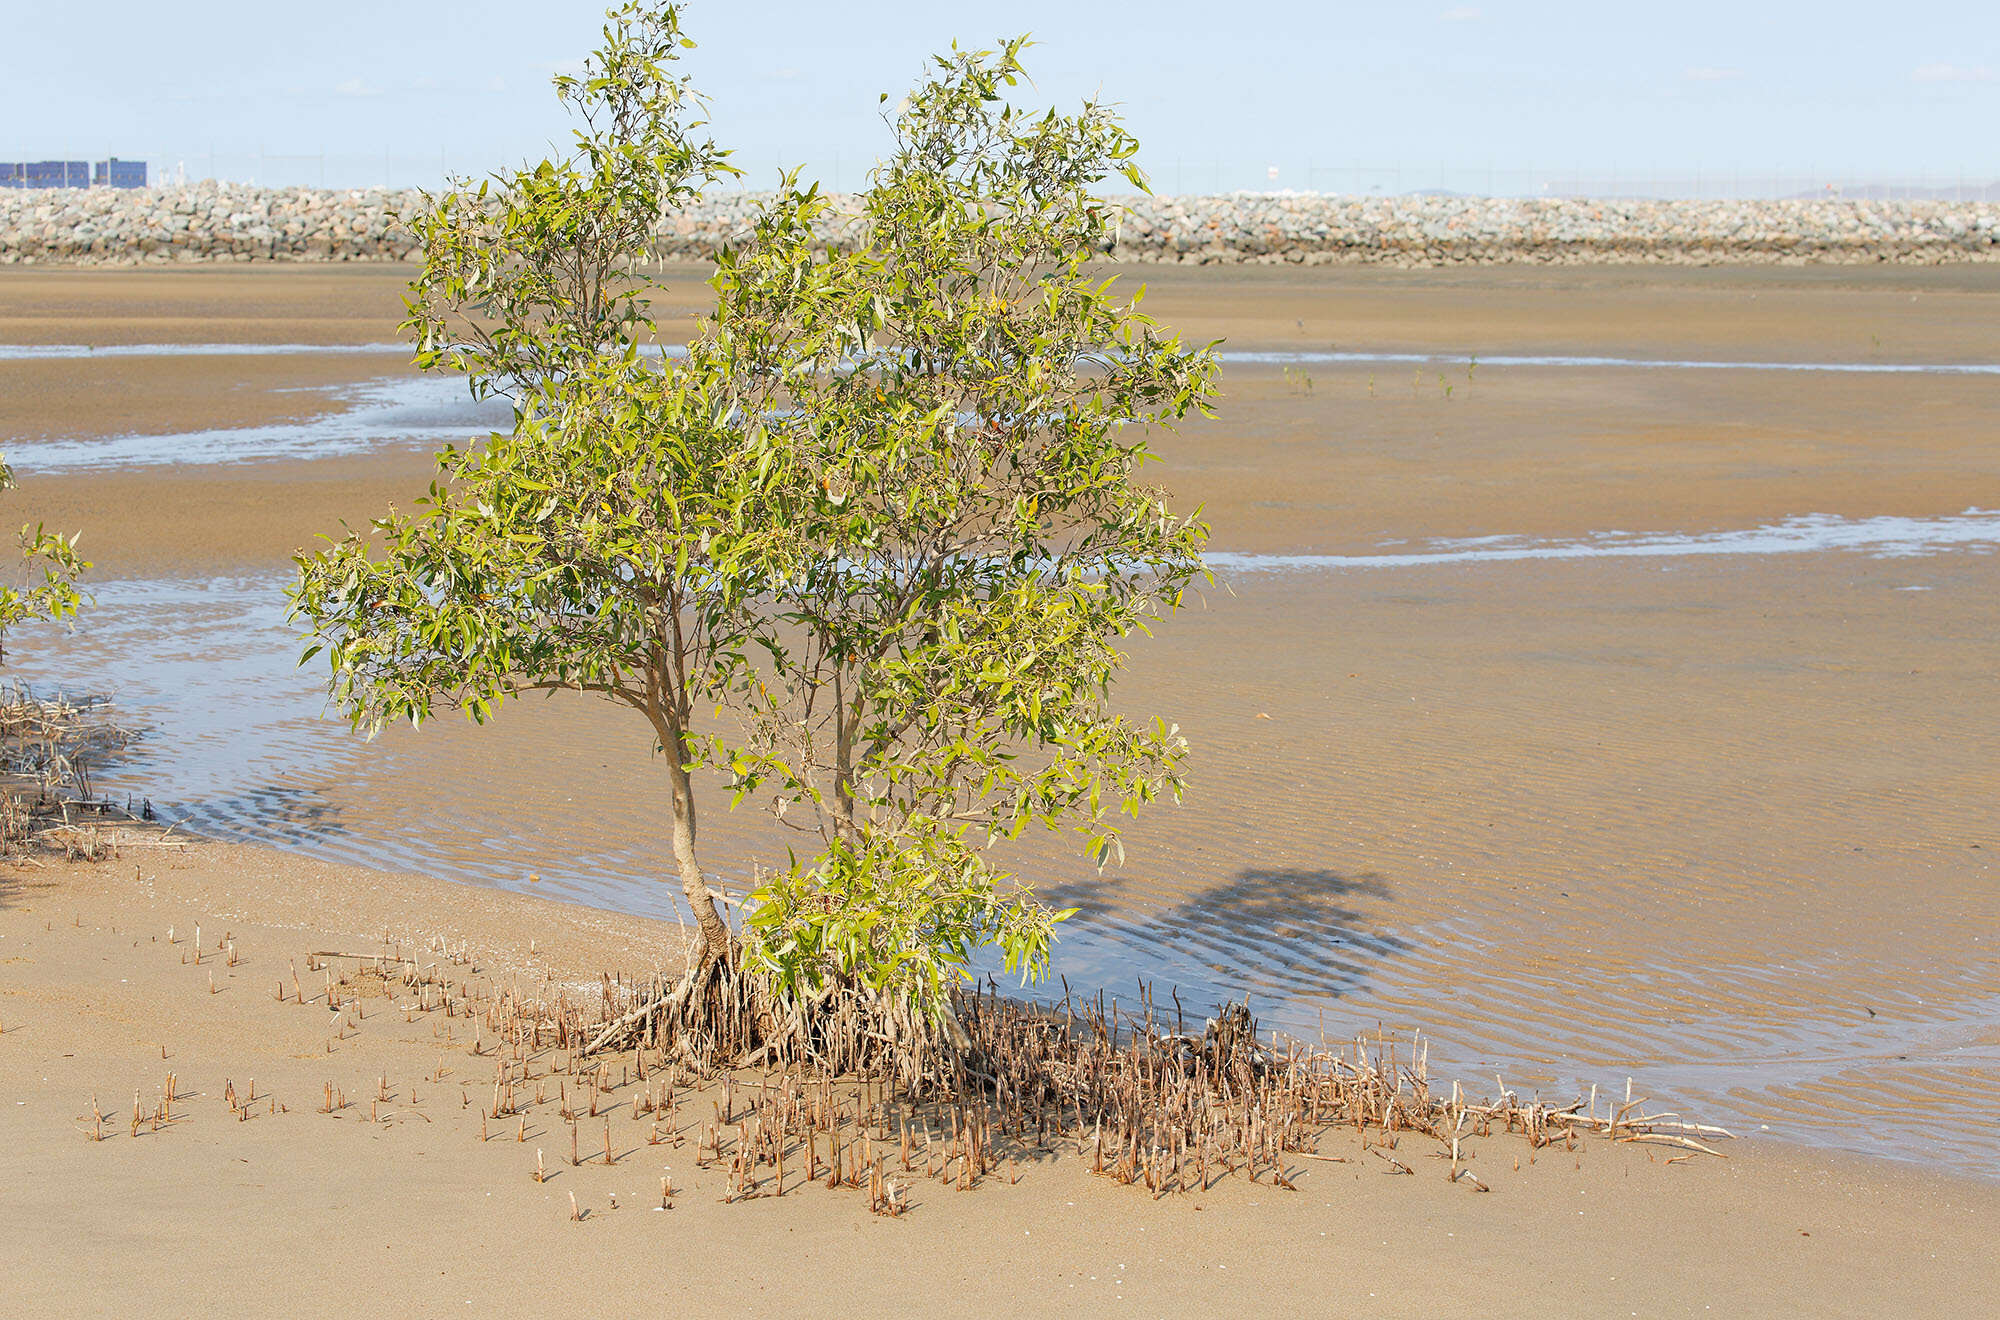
[1,261,1996,1315]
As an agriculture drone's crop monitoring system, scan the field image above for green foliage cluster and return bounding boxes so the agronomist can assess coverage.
[290,5,1218,1019]
[291,2,751,953]
[710,40,1217,1006]
[0,457,87,663]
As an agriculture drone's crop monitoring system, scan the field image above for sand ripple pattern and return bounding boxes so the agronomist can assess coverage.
[13,543,1997,1178]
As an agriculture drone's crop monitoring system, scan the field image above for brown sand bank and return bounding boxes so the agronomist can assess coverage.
[0,353,413,447]
[4,846,1997,1319]
[15,259,2000,358]
[21,457,432,579]
[1166,361,2000,552]
[1130,260,2000,359]
[0,263,707,347]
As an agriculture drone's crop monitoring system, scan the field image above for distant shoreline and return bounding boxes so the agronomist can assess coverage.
[5,184,2000,267]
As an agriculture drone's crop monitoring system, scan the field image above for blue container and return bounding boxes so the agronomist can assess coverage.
[92,158,147,188]
[0,159,106,188]
[19,160,89,188]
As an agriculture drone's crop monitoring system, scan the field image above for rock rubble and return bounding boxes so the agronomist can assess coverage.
[5,184,1998,267]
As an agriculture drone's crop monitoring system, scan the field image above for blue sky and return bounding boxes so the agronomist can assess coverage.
[5,2,1994,190]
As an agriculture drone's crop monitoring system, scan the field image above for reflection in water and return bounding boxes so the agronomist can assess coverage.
[8,568,1998,1177]
[5,578,364,842]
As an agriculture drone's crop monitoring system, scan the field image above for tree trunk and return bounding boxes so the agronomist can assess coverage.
[668,752,732,959]
[830,668,860,846]
[653,702,731,960]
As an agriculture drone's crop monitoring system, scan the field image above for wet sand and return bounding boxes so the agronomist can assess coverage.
[2,263,1998,1308]
[26,549,1987,1169]
[8,262,2000,568]
[0,262,707,347]
[0,352,406,446]
[6,848,1999,1319]
[13,358,1998,579]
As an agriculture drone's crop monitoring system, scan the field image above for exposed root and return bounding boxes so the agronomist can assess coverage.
[565,960,1725,1206]
[0,683,166,859]
[285,941,1729,1216]
[582,949,968,1094]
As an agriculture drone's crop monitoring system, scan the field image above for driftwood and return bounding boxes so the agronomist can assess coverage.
[1616,1132,1730,1158]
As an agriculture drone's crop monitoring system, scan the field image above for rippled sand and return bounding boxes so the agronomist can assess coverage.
[3,261,1995,1176]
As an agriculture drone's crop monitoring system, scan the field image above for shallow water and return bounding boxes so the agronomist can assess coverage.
[0,342,408,360]
[1219,349,2000,375]
[9,376,509,472]
[11,263,1999,1186]
[12,535,1998,1177]
[1209,510,2000,570]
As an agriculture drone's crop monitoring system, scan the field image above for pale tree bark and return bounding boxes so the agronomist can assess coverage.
[647,699,731,959]
[830,668,860,847]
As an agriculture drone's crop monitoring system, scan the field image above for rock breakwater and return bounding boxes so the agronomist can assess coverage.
[6,184,1999,267]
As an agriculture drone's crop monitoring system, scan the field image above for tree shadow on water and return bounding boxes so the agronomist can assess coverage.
[1039,866,1416,1023]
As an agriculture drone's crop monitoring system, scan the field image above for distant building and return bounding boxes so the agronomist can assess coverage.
[0,158,146,189]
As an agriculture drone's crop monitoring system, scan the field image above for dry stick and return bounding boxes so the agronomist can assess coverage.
[1370,1148,1414,1175]
[1617,1133,1728,1158]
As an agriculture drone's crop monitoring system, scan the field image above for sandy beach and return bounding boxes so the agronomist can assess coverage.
[2,261,1998,1313]
[6,846,1999,1319]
